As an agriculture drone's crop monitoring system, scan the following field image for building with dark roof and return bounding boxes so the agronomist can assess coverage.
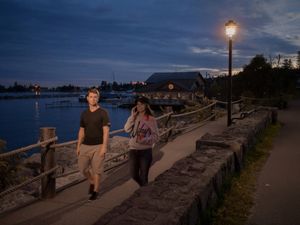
[136,72,205,106]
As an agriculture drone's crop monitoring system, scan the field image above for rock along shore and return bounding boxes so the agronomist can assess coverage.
[0,136,129,214]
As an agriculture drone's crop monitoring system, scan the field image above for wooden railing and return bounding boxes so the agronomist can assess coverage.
[0,100,226,199]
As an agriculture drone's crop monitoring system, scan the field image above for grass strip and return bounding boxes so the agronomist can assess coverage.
[210,123,281,225]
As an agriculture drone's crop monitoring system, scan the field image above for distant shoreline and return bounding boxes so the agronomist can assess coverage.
[0,93,81,100]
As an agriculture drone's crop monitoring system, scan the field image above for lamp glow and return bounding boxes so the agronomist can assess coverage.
[225,20,237,38]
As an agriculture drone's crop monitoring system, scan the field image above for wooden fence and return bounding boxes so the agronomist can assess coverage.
[0,100,225,199]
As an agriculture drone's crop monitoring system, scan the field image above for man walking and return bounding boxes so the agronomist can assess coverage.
[76,88,110,200]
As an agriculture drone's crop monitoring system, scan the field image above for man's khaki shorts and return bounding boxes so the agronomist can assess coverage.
[78,144,104,175]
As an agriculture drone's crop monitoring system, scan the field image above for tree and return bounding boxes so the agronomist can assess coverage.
[236,55,273,98]
[237,54,298,98]
[275,54,281,68]
[55,84,80,92]
[7,81,28,92]
[297,51,300,69]
[112,81,119,91]
[100,81,108,91]
[282,59,293,70]
[0,84,5,92]
[243,54,272,72]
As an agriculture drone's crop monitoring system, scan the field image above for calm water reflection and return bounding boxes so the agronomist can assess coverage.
[0,97,130,151]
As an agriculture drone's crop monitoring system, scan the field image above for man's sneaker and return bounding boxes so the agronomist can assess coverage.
[89,191,98,201]
[89,184,94,194]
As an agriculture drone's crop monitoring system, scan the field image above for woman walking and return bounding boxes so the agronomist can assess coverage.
[124,96,159,186]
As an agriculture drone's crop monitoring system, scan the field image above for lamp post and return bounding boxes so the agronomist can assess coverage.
[225,20,237,126]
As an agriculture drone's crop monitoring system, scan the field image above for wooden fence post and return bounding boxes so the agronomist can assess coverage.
[211,103,216,121]
[165,114,172,142]
[40,127,56,199]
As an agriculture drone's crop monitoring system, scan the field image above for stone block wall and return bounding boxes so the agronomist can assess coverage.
[95,109,275,225]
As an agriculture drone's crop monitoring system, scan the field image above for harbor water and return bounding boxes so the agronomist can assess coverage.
[0,96,131,151]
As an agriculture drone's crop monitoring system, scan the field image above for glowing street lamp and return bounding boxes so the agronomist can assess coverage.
[225,20,237,38]
[225,20,237,126]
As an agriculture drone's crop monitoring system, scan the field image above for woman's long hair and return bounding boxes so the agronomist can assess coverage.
[144,104,153,117]
[136,96,153,117]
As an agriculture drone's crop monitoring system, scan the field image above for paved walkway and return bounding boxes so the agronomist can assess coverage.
[0,116,227,225]
[247,99,300,225]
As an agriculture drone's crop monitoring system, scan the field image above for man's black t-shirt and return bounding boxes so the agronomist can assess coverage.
[80,107,110,145]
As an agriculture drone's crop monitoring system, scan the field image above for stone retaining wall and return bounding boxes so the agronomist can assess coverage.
[95,109,276,225]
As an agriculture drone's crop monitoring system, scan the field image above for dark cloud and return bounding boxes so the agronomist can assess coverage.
[0,0,299,86]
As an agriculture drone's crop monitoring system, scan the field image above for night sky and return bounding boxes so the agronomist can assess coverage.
[0,0,299,87]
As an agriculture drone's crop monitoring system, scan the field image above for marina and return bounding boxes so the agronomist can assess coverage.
[0,96,131,151]
[0,86,212,151]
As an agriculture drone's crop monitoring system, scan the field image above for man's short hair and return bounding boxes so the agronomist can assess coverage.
[87,88,100,97]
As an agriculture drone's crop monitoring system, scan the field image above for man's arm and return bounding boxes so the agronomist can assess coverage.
[99,125,110,157]
[76,127,85,156]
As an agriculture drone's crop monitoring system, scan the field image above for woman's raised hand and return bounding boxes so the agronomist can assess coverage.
[131,106,138,117]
